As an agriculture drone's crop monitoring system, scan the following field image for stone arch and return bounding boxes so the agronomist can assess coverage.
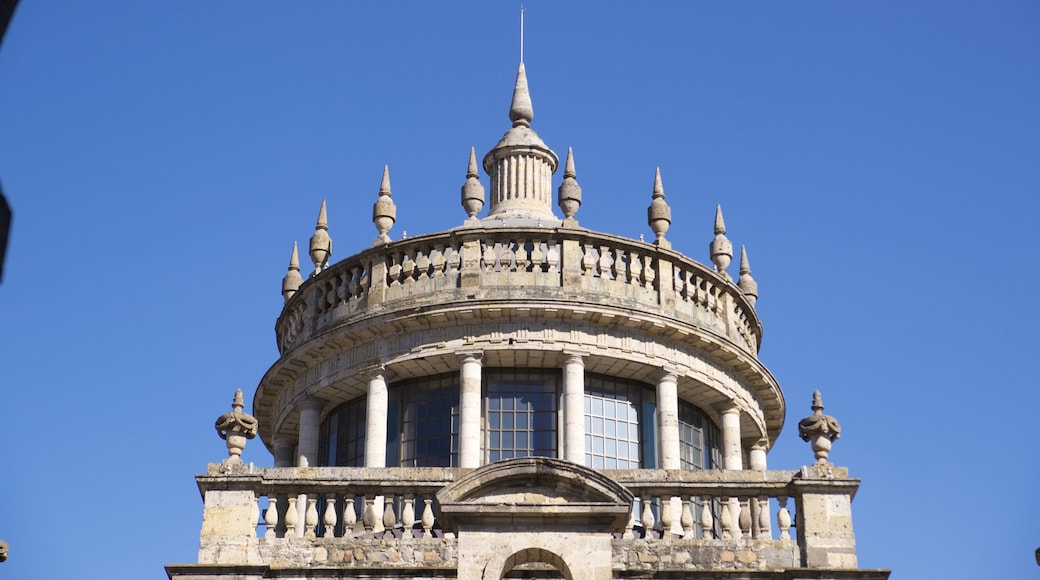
[483,547,573,580]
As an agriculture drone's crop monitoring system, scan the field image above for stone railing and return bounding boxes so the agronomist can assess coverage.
[194,464,859,570]
[275,227,761,355]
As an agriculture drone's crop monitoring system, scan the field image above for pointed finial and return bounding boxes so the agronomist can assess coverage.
[372,165,397,245]
[737,245,758,306]
[509,62,534,128]
[798,390,842,464]
[647,168,671,249]
[461,147,486,225]
[308,199,331,276]
[709,204,733,280]
[282,241,303,303]
[557,147,582,227]
[215,388,258,466]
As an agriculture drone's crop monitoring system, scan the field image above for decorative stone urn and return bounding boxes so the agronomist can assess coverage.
[214,389,259,464]
[797,390,841,463]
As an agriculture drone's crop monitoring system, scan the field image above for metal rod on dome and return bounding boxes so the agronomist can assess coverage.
[520,4,525,63]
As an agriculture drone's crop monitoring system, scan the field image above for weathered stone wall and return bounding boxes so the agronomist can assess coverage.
[613,539,799,572]
[258,537,457,570]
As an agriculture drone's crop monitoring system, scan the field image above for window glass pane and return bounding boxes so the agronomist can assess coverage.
[485,370,559,463]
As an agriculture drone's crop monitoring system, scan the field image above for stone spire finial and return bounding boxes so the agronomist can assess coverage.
[308,199,331,277]
[281,241,303,303]
[797,390,842,464]
[461,147,485,226]
[647,168,671,249]
[482,62,560,224]
[557,147,582,227]
[709,204,733,280]
[737,245,758,306]
[372,165,397,245]
[215,389,258,465]
[509,62,534,128]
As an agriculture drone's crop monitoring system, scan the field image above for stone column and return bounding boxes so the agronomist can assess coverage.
[748,438,768,471]
[656,370,680,470]
[273,436,295,468]
[656,369,682,535]
[365,370,389,533]
[720,405,743,537]
[365,371,389,468]
[294,397,325,537]
[458,353,483,468]
[297,397,325,468]
[720,405,743,470]
[562,353,585,464]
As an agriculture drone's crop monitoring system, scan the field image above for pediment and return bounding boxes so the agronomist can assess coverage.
[436,457,633,532]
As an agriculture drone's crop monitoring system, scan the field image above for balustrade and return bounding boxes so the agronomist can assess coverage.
[256,491,443,540]
[275,228,760,355]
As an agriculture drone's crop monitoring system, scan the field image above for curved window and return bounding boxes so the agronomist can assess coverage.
[389,374,460,467]
[318,395,367,467]
[678,398,721,470]
[485,370,558,462]
[584,376,656,469]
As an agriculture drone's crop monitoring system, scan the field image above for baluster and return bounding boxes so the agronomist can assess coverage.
[680,498,694,539]
[738,499,752,540]
[401,497,416,540]
[545,242,559,273]
[640,496,655,539]
[349,266,361,297]
[421,498,435,538]
[388,252,402,286]
[264,496,279,539]
[644,256,656,287]
[597,245,611,278]
[777,497,792,541]
[416,248,431,279]
[401,249,416,282]
[322,494,337,538]
[719,496,732,540]
[382,495,397,537]
[431,245,446,278]
[610,248,622,281]
[499,242,514,271]
[623,503,636,539]
[530,240,545,272]
[249,495,260,539]
[581,243,596,274]
[304,498,319,539]
[758,495,772,539]
[750,497,761,539]
[285,497,298,537]
[482,243,496,273]
[515,239,529,271]
[447,245,462,275]
[629,251,641,285]
[659,496,673,538]
[699,496,714,539]
[343,495,357,535]
[362,496,376,533]
[695,276,706,305]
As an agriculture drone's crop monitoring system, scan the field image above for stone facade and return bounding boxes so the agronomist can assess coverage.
[166,58,889,580]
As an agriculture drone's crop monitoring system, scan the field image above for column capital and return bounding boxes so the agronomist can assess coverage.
[716,402,743,416]
[654,366,680,383]
[362,364,392,382]
[459,351,484,363]
[298,395,327,413]
[561,351,585,367]
[750,437,770,452]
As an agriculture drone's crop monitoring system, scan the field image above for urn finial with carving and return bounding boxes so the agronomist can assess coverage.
[215,389,259,464]
[797,390,841,464]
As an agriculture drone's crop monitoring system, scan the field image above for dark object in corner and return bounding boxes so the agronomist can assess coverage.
[0,183,8,282]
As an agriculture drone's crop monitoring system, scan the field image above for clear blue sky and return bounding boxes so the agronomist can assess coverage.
[1,2,1037,578]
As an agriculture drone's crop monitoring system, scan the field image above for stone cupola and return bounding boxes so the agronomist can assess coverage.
[481,62,561,225]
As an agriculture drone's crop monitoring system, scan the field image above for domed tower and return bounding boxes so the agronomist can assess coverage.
[168,60,886,580]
